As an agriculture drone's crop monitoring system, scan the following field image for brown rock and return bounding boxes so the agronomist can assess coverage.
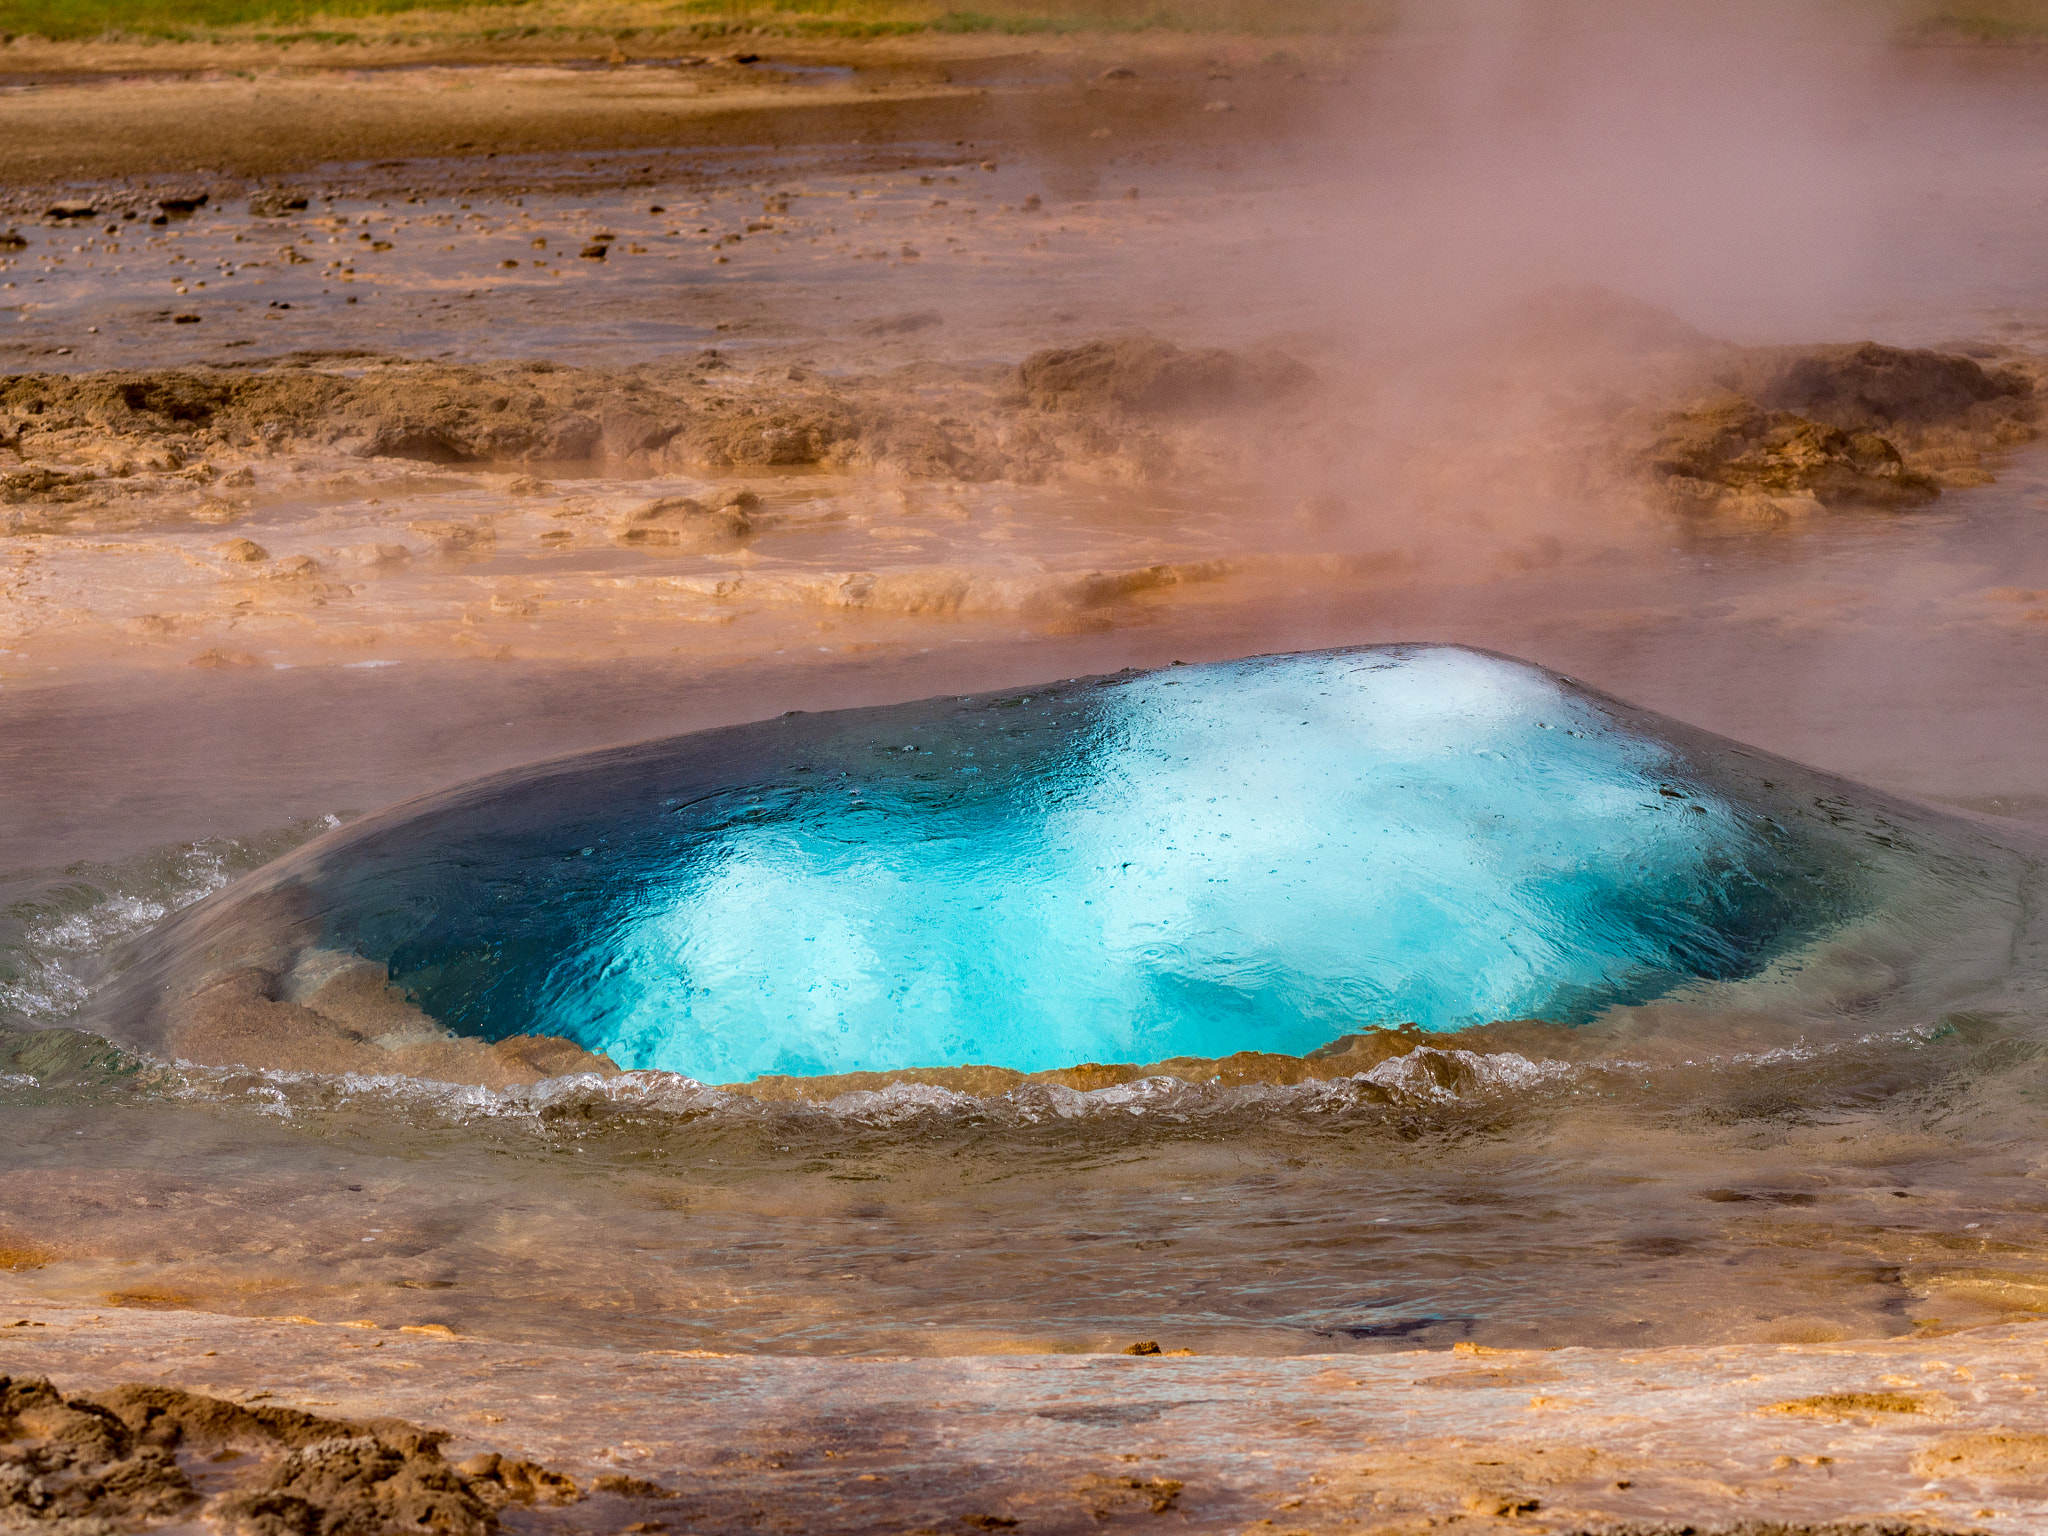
[1016,334,1308,415]
[249,189,309,218]
[170,966,383,1076]
[614,495,756,549]
[736,1062,1028,1101]
[167,956,620,1087]
[486,1033,614,1080]
[0,1377,590,1536]
[338,543,411,568]
[92,1383,443,1457]
[1750,340,2030,430]
[685,402,860,467]
[462,1454,579,1507]
[725,1026,1433,1104]
[1033,1060,1144,1091]
[1648,394,1940,511]
[1759,1391,1930,1418]
[0,1375,197,1527]
[1069,1473,1181,1518]
[407,520,492,554]
[589,1472,678,1498]
[210,1434,491,1536]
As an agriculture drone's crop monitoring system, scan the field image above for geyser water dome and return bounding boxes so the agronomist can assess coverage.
[521,647,1850,1079]
[106,645,1940,1084]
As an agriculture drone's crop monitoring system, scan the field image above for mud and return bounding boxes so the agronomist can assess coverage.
[1013,333,1312,416]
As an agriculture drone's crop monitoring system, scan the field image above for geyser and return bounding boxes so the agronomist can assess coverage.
[519,647,1850,1078]
[104,645,1943,1085]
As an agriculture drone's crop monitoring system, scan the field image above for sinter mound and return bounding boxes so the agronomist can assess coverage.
[1646,341,2038,514]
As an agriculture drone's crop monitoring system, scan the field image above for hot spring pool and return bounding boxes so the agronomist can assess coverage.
[17,642,2044,1358]
[103,644,2010,1086]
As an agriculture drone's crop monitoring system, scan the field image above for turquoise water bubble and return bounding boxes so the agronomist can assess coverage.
[569,648,1830,1078]
[235,644,1848,1082]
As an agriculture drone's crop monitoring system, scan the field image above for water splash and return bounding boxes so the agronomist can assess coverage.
[0,815,346,1029]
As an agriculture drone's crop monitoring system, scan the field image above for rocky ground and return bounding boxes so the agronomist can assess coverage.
[1,321,2036,685]
[0,1371,586,1536]
[0,1298,2045,1534]
[0,331,2027,531]
[0,333,1319,512]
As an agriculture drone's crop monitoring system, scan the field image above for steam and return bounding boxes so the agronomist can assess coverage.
[1314,0,1903,341]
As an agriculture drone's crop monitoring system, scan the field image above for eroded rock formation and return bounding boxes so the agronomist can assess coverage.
[1644,341,2038,515]
[0,1376,583,1536]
